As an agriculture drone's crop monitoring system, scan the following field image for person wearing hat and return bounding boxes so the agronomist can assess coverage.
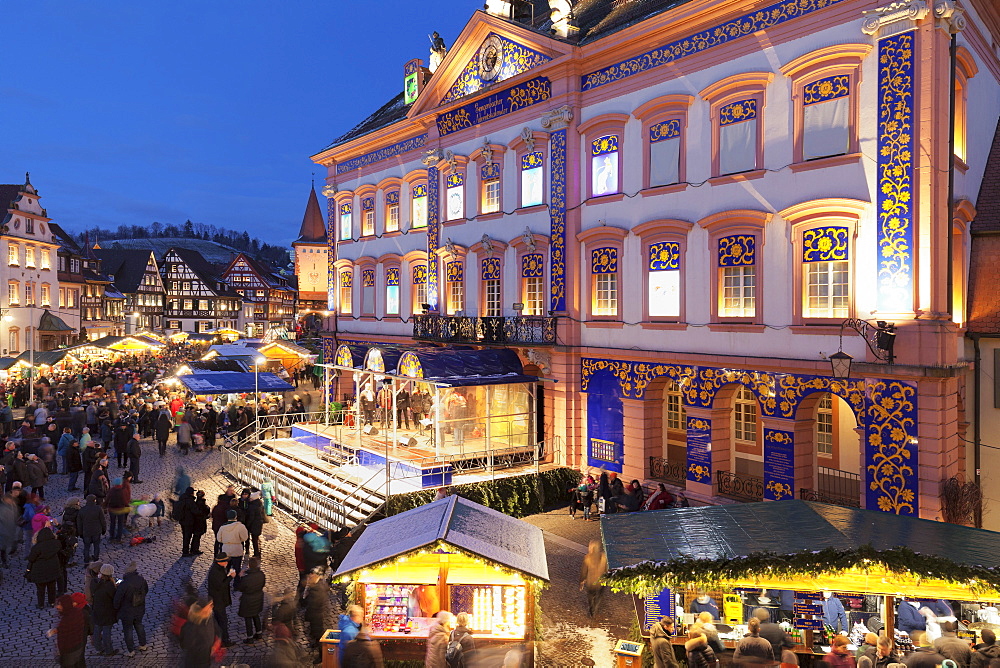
[113,561,149,657]
[92,563,119,656]
[216,508,249,584]
[207,552,235,648]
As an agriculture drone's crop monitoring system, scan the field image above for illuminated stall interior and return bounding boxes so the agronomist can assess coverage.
[334,495,548,659]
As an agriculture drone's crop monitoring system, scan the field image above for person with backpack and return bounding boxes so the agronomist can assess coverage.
[113,561,149,657]
[446,611,476,668]
[425,611,455,668]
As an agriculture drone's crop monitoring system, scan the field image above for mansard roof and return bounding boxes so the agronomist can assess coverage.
[93,249,157,294]
[294,187,328,244]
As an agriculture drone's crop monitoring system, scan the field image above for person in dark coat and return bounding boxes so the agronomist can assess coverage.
[113,561,149,656]
[81,442,100,492]
[341,624,385,668]
[203,407,218,449]
[176,487,199,557]
[235,556,266,643]
[154,411,172,457]
[934,620,973,668]
[28,526,62,608]
[66,440,83,492]
[686,631,717,668]
[904,633,947,668]
[114,420,133,468]
[734,617,775,664]
[302,570,330,648]
[972,630,1000,668]
[210,495,231,555]
[92,563,119,656]
[650,617,679,668]
[180,599,218,668]
[207,553,234,646]
[191,490,210,555]
[450,612,476,668]
[76,494,106,563]
[51,592,92,668]
[242,490,265,558]
[754,607,793,662]
[127,434,143,483]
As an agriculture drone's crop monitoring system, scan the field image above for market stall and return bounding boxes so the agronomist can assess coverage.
[257,339,314,372]
[334,495,548,663]
[601,500,1000,666]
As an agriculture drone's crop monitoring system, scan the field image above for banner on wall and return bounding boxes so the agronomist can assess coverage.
[763,428,795,501]
[686,417,711,484]
[633,588,674,637]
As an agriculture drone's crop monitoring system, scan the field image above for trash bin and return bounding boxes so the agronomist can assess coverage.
[613,639,644,667]
[320,628,341,668]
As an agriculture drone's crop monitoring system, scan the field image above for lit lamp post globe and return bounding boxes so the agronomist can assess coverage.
[829,350,853,379]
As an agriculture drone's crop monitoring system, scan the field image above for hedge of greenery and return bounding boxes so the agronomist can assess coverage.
[384,467,581,518]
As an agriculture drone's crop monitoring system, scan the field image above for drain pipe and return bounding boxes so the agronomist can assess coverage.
[973,333,982,527]
[947,32,958,317]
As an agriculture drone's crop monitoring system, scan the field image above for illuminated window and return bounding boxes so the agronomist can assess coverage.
[198,299,209,310]
[733,386,757,443]
[719,99,758,175]
[8,329,17,352]
[718,235,756,318]
[521,152,544,207]
[411,184,427,229]
[339,202,352,241]
[7,281,18,306]
[339,270,352,315]
[361,198,375,236]
[183,299,193,310]
[41,249,50,270]
[362,269,375,314]
[521,253,544,316]
[802,76,850,160]
[591,248,618,316]
[445,261,464,315]
[591,135,619,197]
[481,258,501,317]
[481,163,501,214]
[25,246,35,269]
[445,173,464,222]
[7,244,17,267]
[649,120,681,187]
[40,284,50,307]
[385,268,400,315]
[817,395,833,456]
[665,382,686,431]
[647,241,681,318]
[385,191,400,233]
[25,282,34,306]
[58,288,65,308]
[412,264,427,312]
[802,227,850,319]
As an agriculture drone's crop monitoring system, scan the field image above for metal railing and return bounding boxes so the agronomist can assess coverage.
[648,456,687,486]
[799,487,862,508]
[412,314,556,345]
[220,445,349,529]
[817,465,861,503]
[716,469,764,502]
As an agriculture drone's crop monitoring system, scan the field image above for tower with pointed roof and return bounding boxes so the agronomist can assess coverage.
[291,186,329,313]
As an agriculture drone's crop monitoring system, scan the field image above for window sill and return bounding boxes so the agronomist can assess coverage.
[789,153,862,173]
[707,322,766,332]
[408,227,427,234]
[585,319,624,328]
[382,230,403,238]
[477,212,504,222]
[788,323,849,334]
[708,170,766,186]
[641,183,687,197]
[641,321,687,330]
[442,219,466,227]
[359,234,376,240]
[516,204,548,215]
[585,193,626,205]
[954,156,969,174]
[359,316,377,321]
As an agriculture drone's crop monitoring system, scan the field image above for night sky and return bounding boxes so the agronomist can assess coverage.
[3,0,473,246]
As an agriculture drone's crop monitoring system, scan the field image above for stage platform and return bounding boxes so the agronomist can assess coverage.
[286,421,538,489]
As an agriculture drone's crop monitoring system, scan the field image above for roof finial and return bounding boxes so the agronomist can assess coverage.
[24,172,31,186]
[311,172,315,189]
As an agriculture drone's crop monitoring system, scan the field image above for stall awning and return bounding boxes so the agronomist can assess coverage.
[204,344,257,359]
[0,357,17,371]
[395,348,538,386]
[259,340,313,359]
[176,372,293,394]
[335,496,549,581]
[37,310,75,332]
[15,349,79,367]
[601,501,1000,599]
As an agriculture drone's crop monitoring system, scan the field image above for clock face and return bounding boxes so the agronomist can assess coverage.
[448,191,462,216]
[479,35,503,82]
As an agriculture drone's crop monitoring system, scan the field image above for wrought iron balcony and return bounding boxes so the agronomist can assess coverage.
[799,488,861,508]
[716,470,764,502]
[413,314,556,346]
[648,456,686,486]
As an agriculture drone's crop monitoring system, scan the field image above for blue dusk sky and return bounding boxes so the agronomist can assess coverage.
[3,1,474,246]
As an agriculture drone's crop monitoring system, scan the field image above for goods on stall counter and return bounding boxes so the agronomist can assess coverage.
[893,628,914,653]
[849,621,869,646]
[365,583,417,633]
[470,585,526,637]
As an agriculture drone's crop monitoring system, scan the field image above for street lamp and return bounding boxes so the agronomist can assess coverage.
[829,351,853,379]
[828,318,896,379]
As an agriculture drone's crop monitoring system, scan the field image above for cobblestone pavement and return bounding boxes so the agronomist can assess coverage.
[0,438,312,666]
[524,508,636,668]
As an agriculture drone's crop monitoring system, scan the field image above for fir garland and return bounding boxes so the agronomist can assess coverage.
[602,545,1000,597]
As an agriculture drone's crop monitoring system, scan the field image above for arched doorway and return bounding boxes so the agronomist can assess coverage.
[796,392,863,507]
[645,377,687,484]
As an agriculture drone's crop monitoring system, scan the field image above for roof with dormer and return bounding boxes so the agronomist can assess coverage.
[294,187,327,244]
[92,249,158,294]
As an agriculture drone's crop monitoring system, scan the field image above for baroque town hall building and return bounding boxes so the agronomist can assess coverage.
[313,0,1000,526]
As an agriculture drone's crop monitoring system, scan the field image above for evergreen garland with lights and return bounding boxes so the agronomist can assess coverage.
[602,545,1000,597]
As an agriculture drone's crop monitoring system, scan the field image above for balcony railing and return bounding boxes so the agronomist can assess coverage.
[648,456,686,486]
[799,487,862,508]
[413,314,556,345]
[716,470,764,502]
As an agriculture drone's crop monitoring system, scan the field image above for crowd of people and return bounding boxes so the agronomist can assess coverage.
[569,469,690,520]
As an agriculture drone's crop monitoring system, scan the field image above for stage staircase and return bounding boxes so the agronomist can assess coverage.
[221,438,389,530]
